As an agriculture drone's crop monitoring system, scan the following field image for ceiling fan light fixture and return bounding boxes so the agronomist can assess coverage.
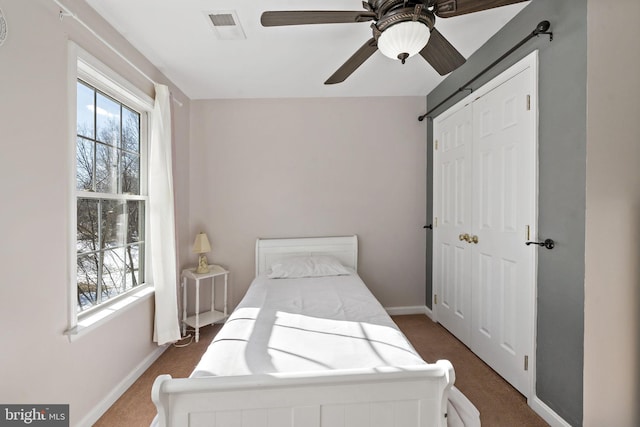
[377,21,430,62]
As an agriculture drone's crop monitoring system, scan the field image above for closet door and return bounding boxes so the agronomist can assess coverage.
[432,52,537,398]
[433,104,473,347]
[470,68,536,396]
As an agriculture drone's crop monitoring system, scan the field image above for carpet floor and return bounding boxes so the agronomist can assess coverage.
[95,315,548,426]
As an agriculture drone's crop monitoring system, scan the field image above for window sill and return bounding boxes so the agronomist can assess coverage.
[65,285,154,342]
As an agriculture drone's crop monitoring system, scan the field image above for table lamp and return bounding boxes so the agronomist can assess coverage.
[192,232,211,274]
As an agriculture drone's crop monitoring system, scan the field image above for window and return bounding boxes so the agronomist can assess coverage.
[73,49,151,317]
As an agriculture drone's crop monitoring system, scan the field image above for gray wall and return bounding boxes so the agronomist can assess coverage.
[425,1,586,425]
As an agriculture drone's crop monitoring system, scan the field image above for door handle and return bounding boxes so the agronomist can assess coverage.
[471,235,479,244]
[459,233,471,243]
[526,238,555,249]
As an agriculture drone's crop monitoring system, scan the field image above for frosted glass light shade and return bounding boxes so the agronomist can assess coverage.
[192,232,211,253]
[377,21,431,61]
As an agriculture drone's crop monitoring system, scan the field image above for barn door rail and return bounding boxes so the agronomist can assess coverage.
[418,20,553,122]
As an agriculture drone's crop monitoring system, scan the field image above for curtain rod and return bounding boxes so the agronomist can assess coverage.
[418,20,553,122]
[52,0,184,107]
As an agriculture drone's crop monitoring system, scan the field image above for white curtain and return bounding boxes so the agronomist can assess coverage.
[149,84,181,345]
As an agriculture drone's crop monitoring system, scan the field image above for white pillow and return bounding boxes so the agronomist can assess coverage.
[267,255,350,279]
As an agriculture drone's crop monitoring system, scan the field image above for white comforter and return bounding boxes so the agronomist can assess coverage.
[192,272,425,377]
[186,272,479,427]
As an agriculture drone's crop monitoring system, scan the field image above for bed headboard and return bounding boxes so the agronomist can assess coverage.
[255,235,358,276]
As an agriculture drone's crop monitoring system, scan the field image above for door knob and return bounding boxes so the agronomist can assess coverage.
[459,233,471,242]
[526,238,555,249]
[471,235,479,244]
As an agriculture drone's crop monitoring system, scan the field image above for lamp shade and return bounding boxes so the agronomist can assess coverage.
[192,232,211,254]
[377,21,431,61]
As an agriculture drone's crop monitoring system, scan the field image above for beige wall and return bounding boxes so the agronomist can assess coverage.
[189,97,428,310]
[584,0,640,425]
[0,1,190,425]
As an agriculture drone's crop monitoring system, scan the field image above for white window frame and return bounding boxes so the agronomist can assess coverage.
[66,42,154,340]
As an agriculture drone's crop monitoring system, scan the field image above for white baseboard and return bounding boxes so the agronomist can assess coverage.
[76,344,168,427]
[385,306,429,316]
[530,395,572,427]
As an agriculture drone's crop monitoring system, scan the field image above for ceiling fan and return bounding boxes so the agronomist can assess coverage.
[261,0,529,84]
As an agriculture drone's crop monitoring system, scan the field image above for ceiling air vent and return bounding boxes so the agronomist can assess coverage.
[206,10,246,40]
[209,13,235,27]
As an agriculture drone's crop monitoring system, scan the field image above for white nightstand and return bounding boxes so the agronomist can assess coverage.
[181,264,229,342]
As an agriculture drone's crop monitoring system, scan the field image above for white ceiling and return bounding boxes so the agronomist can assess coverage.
[85,0,528,100]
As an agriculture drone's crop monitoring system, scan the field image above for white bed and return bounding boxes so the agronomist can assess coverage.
[152,235,479,427]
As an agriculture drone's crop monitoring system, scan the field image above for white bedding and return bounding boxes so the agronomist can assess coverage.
[192,272,424,378]
[187,271,479,427]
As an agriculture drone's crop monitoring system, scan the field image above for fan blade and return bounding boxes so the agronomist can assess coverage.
[325,38,378,85]
[261,11,376,27]
[419,28,466,75]
[434,0,529,18]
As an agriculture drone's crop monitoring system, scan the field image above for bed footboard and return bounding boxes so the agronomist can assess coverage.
[151,361,454,427]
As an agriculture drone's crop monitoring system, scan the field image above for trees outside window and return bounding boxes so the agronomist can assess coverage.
[75,80,146,312]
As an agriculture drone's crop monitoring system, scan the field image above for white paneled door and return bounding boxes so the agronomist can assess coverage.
[433,52,538,397]
[432,103,473,347]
